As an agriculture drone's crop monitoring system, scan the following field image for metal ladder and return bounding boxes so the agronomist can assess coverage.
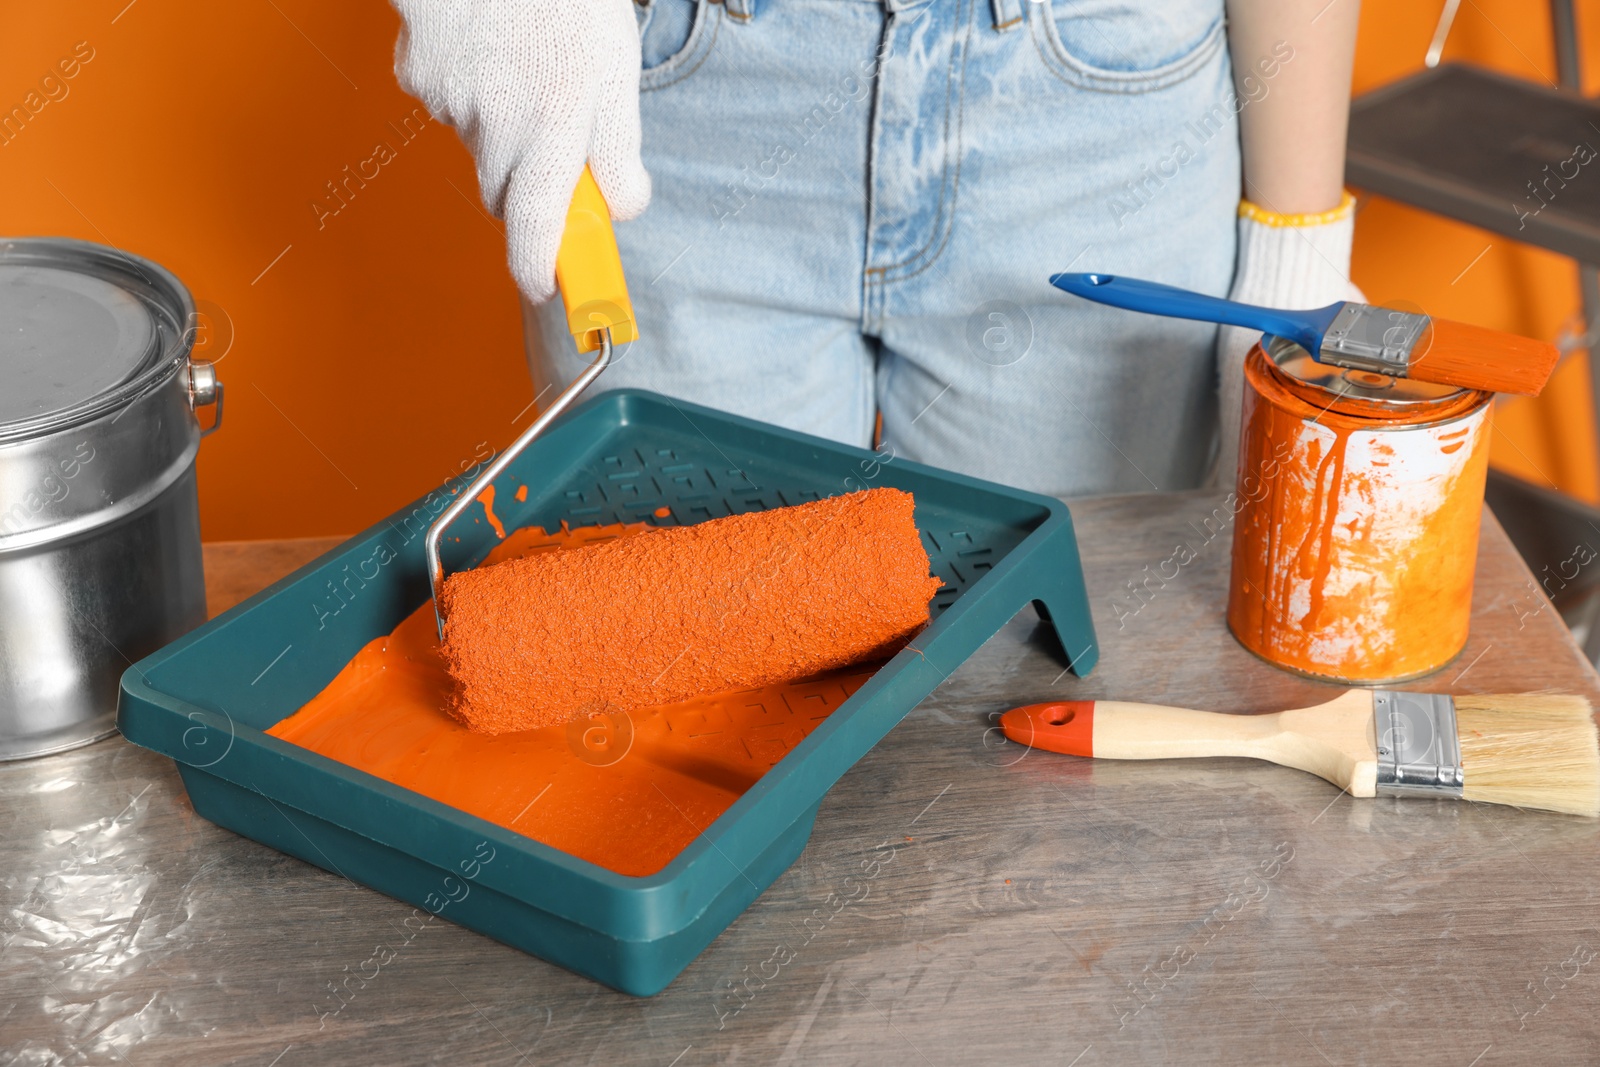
[1345,0,1600,662]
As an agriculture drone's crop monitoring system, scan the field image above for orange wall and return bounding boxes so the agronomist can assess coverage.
[3,0,1598,540]
[2,0,528,541]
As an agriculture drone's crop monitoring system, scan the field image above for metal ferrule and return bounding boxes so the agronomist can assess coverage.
[1373,690,1464,799]
[1319,304,1430,377]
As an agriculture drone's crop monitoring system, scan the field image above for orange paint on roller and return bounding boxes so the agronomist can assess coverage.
[270,522,880,876]
[440,488,941,734]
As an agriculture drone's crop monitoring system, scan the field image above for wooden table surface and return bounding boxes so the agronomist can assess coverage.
[5,492,1599,1065]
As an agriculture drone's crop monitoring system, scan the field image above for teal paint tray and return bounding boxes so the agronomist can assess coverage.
[117,389,1096,996]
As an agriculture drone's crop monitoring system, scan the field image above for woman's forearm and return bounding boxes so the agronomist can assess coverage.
[1226,0,1361,215]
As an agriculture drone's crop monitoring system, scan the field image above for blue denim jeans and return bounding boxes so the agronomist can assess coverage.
[525,0,1238,496]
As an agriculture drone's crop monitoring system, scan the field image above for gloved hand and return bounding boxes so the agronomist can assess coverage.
[1214,193,1365,484]
[392,0,651,303]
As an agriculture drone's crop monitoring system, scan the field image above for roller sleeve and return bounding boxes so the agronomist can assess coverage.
[439,487,943,734]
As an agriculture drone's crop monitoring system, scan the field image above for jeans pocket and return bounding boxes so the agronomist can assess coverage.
[637,0,720,90]
[1031,0,1225,93]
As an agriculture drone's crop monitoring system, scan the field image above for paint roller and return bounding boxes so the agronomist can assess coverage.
[425,168,942,734]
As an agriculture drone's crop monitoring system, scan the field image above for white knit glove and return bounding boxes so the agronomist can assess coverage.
[392,0,651,303]
[1214,194,1365,483]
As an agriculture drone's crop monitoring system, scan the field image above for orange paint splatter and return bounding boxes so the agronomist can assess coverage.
[475,485,506,540]
[269,521,879,877]
[654,506,671,518]
[514,484,528,503]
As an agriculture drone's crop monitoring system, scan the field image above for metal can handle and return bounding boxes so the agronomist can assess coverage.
[187,359,224,438]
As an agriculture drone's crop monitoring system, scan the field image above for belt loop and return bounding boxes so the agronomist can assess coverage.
[724,0,757,22]
[990,0,1022,32]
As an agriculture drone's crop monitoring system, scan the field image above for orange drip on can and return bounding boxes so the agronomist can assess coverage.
[1227,338,1493,683]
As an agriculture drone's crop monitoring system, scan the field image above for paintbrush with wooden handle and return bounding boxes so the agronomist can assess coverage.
[1000,690,1600,817]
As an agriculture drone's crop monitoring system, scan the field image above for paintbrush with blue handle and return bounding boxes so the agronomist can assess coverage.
[1049,272,1558,397]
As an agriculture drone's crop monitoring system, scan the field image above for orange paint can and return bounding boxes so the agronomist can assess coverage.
[1227,336,1493,683]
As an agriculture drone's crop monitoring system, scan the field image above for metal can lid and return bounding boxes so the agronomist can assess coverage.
[1264,333,1468,409]
[0,237,194,442]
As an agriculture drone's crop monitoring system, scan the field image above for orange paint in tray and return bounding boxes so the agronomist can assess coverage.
[268,519,898,877]
[1228,337,1493,683]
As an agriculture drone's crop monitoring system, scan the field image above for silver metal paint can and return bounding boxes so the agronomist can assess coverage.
[0,237,223,759]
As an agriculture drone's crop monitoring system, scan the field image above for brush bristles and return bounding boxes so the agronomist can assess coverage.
[1408,319,1560,397]
[1456,695,1600,817]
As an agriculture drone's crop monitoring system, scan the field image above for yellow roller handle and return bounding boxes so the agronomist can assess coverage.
[554,166,638,353]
